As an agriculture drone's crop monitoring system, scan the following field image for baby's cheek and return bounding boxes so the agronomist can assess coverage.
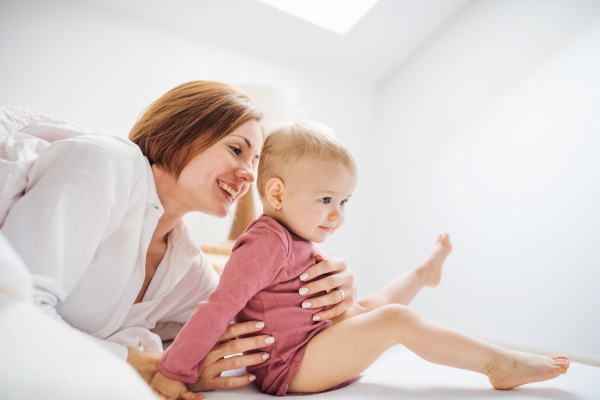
[334,218,345,233]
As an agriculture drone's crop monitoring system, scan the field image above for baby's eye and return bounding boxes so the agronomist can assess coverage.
[340,199,347,206]
[320,197,331,204]
[229,146,241,155]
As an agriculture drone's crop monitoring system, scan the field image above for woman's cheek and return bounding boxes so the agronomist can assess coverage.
[237,183,250,200]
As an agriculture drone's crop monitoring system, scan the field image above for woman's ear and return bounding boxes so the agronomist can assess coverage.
[265,178,285,211]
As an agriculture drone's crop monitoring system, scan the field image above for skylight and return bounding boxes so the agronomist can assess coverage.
[256,0,379,35]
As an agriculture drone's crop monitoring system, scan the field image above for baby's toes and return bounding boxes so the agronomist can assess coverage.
[554,359,570,372]
[550,354,569,361]
[437,233,449,243]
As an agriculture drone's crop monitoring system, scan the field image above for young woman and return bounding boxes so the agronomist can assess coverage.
[0,82,357,391]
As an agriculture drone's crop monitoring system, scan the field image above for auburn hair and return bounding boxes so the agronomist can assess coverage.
[129,81,263,178]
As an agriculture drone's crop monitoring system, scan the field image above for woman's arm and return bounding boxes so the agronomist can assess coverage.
[297,255,357,321]
[1,134,146,358]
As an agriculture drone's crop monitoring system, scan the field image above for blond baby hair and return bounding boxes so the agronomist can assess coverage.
[257,119,356,198]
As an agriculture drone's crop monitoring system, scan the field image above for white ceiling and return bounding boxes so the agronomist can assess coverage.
[87,0,473,84]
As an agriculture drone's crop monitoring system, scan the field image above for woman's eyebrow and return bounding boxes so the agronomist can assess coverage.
[231,135,252,149]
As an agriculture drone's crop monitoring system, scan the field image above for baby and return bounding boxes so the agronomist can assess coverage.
[150,120,570,399]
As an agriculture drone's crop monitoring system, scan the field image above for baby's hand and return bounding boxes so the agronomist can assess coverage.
[149,371,204,400]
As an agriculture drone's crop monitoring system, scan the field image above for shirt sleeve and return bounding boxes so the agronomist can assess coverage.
[1,134,143,359]
[158,227,289,384]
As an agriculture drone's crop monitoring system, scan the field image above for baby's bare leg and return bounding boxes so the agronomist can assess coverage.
[333,234,452,324]
[288,305,569,394]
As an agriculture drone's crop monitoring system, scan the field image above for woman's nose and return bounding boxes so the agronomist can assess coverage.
[235,164,255,183]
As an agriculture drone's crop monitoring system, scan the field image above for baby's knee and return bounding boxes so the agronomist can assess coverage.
[368,305,419,344]
[355,295,386,313]
[376,304,418,325]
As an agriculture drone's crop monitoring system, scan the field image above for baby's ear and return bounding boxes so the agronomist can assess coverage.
[265,177,285,210]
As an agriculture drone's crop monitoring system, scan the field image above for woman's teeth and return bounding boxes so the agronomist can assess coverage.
[218,182,236,199]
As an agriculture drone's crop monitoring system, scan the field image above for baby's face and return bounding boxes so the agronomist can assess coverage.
[277,159,357,243]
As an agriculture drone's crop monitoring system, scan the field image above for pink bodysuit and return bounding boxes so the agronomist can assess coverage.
[158,215,355,395]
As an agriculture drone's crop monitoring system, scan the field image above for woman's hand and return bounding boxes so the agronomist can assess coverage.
[127,348,162,384]
[298,255,356,321]
[187,321,273,392]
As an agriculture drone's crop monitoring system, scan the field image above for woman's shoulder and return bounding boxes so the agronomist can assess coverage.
[62,133,144,163]
[36,133,148,180]
[27,133,150,204]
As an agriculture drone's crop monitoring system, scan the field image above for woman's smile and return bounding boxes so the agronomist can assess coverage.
[217,179,238,200]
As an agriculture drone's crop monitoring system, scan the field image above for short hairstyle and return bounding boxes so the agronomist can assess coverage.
[129,81,263,178]
[257,119,356,197]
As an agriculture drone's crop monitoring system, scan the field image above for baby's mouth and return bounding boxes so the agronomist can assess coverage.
[218,181,237,200]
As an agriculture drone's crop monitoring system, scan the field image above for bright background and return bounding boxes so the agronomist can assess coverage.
[1,0,599,365]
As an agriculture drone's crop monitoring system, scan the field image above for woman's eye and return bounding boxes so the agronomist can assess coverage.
[320,197,331,204]
[229,146,241,155]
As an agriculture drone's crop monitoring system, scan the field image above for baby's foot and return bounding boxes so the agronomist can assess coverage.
[421,233,452,287]
[488,352,570,390]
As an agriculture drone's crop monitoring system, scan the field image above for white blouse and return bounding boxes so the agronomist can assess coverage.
[1,131,219,360]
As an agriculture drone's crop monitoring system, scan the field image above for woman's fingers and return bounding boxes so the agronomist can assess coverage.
[212,352,270,372]
[208,335,274,362]
[188,374,257,392]
[311,301,351,321]
[217,320,265,342]
[198,327,271,392]
[300,269,355,300]
[297,255,356,321]
[302,272,343,295]
[301,287,345,309]
[299,256,355,294]
[299,255,340,283]
[212,375,258,390]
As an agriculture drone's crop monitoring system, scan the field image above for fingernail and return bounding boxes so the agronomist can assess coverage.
[300,273,309,281]
[313,315,321,321]
[299,288,309,295]
[302,302,311,308]
[249,375,256,382]
[262,353,271,360]
[265,336,275,344]
[255,321,265,329]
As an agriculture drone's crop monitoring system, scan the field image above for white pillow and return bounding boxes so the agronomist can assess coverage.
[0,233,159,400]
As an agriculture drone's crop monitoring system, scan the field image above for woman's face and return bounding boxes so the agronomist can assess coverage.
[176,119,263,217]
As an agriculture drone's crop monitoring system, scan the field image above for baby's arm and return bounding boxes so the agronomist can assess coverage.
[156,227,289,387]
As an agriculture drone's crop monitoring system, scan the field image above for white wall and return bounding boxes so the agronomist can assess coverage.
[371,0,600,363]
[0,0,375,285]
